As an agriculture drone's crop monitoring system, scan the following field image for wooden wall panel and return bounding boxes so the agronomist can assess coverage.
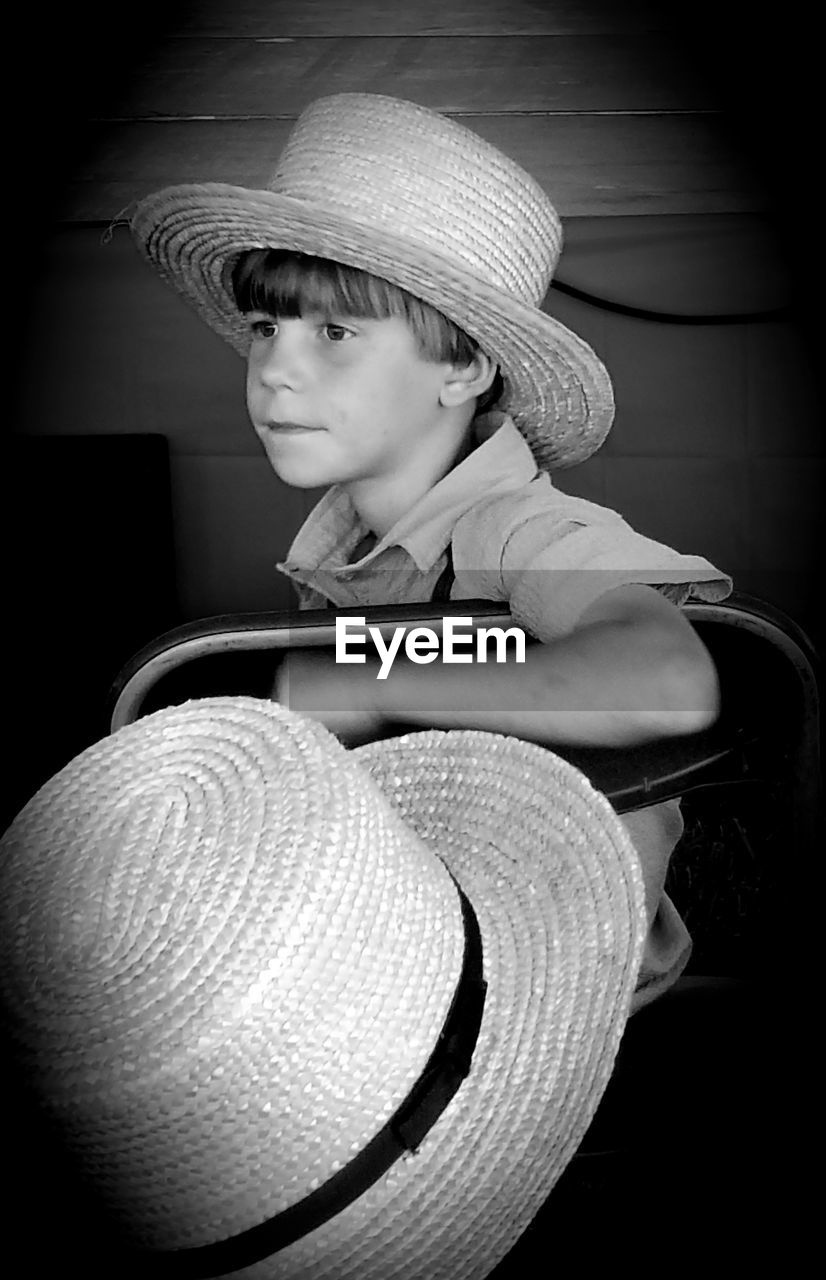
[746,327,822,457]
[105,36,718,118]
[166,0,667,38]
[748,460,826,571]
[562,216,790,315]
[603,458,750,570]
[600,322,748,458]
[62,114,761,222]
[41,2,770,221]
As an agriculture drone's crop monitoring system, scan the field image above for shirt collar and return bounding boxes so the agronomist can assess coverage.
[281,413,539,575]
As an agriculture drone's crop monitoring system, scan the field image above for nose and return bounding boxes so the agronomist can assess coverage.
[249,323,305,393]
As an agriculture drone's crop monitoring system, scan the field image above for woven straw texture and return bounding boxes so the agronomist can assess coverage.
[0,698,644,1278]
[130,93,615,470]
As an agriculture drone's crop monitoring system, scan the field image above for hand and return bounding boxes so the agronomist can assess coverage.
[273,649,386,745]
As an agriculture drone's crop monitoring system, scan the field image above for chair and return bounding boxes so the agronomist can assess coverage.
[110,592,820,969]
[110,590,820,835]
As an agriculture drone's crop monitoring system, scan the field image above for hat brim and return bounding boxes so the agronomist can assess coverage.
[240,727,644,1280]
[0,704,644,1279]
[131,185,615,470]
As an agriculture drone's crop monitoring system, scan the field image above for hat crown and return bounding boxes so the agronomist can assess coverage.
[0,700,465,1249]
[268,94,562,306]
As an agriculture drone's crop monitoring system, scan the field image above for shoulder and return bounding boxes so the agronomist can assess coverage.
[450,474,624,573]
[449,474,732,640]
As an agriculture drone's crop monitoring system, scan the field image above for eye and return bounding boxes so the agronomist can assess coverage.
[322,323,355,343]
[249,317,277,339]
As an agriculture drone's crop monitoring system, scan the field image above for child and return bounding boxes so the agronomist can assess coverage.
[131,92,732,1007]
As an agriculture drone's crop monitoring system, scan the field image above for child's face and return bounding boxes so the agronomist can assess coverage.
[245,310,463,491]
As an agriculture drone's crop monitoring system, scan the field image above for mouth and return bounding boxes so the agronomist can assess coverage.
[264,420,325,434]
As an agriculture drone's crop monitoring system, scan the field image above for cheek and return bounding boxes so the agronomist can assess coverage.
[323,386,380,438]
[355,367,424,422]
[388,360,442,411]
[330,397,394,452]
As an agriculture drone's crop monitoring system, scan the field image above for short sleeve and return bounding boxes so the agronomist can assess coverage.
[451,478,732,642]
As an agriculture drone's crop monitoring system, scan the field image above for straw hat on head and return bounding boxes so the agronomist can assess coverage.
[0,697,644,1278]
[130,92,614,470]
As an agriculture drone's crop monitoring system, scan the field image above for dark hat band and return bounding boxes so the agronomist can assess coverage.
[127,882,486,1278]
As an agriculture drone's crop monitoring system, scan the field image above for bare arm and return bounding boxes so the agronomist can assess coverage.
[275,584,720,747]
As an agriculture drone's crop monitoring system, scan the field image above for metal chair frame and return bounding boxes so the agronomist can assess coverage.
[109,591,821,828]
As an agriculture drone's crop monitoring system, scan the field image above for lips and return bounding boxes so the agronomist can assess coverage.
[266,420,324,434]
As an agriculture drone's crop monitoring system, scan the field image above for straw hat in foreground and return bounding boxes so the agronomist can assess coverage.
[0,698,644,1278]
[131,93,615,470]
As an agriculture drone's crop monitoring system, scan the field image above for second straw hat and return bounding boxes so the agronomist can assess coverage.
[0,698,645,1278]
[131,92,615,470]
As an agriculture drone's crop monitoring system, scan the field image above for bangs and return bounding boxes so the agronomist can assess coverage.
[229,249,483,369]
[230,250,410,324]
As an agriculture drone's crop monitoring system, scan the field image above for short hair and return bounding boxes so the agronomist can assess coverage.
[230,249,503,407]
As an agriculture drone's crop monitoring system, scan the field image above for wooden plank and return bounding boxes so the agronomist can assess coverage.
[165,0,668,39]
[58,114,767,222]
[104,35,719,118]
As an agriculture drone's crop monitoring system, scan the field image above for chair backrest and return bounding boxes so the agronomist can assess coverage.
[108,592,820,978]
[109,591,820,816]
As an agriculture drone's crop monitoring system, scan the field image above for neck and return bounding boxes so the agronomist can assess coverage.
[346,416,475,538]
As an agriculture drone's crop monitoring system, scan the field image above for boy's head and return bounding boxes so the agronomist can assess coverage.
[132,92,615,470]
[230,249,503,491]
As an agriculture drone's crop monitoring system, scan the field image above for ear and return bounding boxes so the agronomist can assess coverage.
[438,351,499,408]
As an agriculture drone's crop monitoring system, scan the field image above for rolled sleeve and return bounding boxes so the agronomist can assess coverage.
[453,482,732,641]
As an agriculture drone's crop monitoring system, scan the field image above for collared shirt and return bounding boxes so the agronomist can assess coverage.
[278,413,731,627]
[277,413,733,1008]
[277,412,537,609]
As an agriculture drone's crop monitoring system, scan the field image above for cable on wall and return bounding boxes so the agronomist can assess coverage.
[550,278,791,325]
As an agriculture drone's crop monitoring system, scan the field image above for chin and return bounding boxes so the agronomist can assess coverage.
[267,453,346,489]
[270,463,334,489]
[260,441,333,489]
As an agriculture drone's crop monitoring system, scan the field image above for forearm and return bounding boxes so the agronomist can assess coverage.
[275,586,721,749]
[369,613,719,747]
